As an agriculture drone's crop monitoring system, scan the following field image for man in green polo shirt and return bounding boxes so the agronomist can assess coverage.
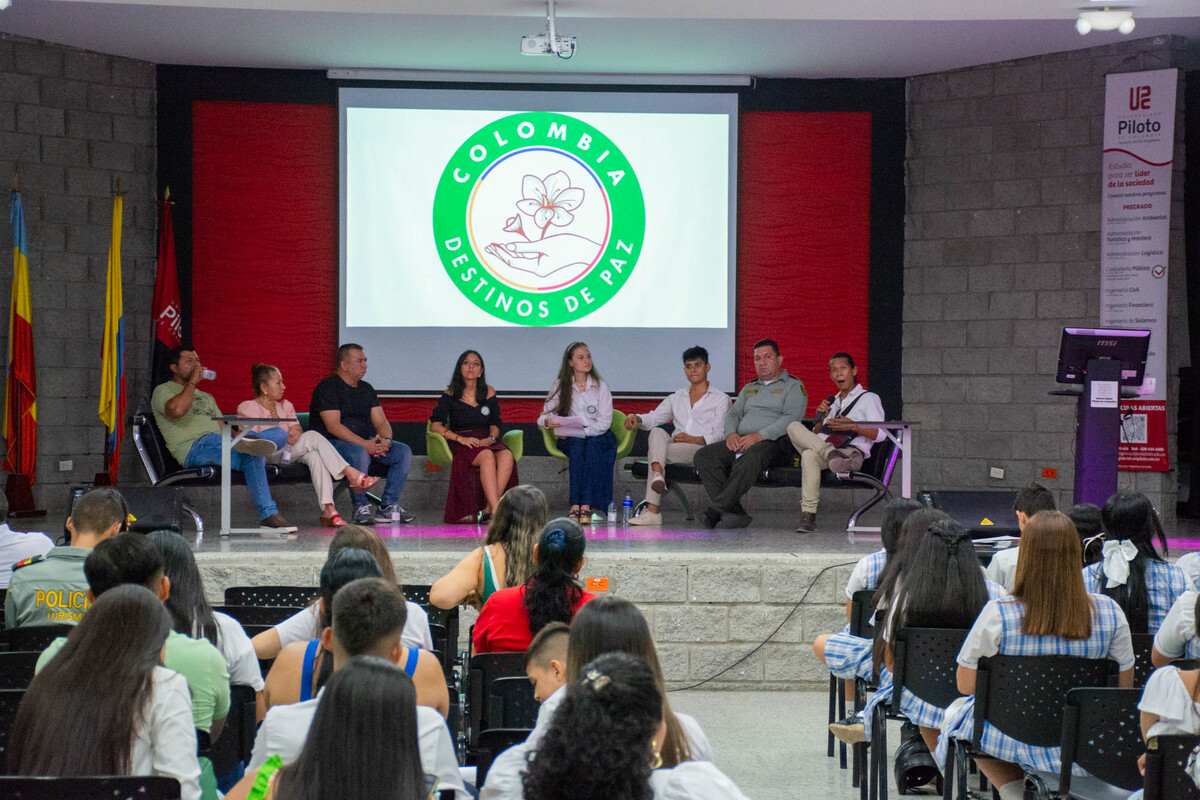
[36,532,230,737]
[4,488,126,628]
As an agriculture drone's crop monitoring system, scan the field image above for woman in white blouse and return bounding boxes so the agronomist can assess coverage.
[538,342,615,523]
[8,584,202,800]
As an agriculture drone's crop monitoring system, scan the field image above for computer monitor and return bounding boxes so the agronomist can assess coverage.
[1055,327,1150,387]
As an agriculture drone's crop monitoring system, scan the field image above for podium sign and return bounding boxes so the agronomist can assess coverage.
[1100,69,1177,472]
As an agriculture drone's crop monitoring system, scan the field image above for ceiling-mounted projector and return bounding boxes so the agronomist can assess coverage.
[521,0,575,59]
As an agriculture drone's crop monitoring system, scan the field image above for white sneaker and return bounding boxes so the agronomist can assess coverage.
[629,509,662,526]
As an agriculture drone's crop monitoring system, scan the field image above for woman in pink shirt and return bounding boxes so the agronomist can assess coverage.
[238,364,379,527]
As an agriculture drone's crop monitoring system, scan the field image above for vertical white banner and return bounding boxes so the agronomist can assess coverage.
[1101,68,1177,472]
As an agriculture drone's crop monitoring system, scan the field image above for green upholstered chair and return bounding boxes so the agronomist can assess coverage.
[426,422,525,468]
[540,409,635,461]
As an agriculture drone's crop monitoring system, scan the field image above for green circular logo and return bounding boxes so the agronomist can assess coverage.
[433,111,645,326]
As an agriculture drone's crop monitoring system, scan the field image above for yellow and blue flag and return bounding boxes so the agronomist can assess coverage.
[98,193,125,481]
[2,191,37,482]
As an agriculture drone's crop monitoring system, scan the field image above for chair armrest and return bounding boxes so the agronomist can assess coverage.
[611,410,636,459]
[540,425,566,459]
[426,423,454,468]
[502,429,524,462]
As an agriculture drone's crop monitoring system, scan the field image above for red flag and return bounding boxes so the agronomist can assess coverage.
[151,189,182,385]
[3,190,36,482]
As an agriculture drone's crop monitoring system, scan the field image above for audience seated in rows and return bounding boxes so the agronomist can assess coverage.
[813,498,922,707]
[238,657,433,800]
[8,584,202,800]
[936,510,1136,800]
[983,482,1057,592]
[251,525,433,660]
[238,363,382,528]
[148,529,263,693]
[473,517,595,654]
[0,517,52,589]
[262,547,448,718]
[499,652,745,800]
[430,484,546,610]
[4,487,126,628]
[1083,490,1188,636]
[228,577,464,800]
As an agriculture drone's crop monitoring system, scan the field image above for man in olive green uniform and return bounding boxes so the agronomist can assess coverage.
[694,339,807,529]
[4,488,125,628]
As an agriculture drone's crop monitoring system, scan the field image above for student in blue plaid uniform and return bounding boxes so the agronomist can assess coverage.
[1081,491,1187,635]
[937,511,1135,800]
[814,499,922,693]
[1152,591,1200,664]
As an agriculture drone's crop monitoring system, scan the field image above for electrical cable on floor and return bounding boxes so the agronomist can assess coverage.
[669,559,859,692]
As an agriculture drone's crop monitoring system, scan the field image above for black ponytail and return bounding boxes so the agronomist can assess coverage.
[525,518,587,637]
[1099,491,1165,635]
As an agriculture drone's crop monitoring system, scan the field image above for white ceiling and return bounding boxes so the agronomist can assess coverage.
[1,0,1198,78]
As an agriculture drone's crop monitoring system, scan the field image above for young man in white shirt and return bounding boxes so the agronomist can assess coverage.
[230,577,465,799]
[785,352,886,532]
[983,482,1056,591]
[0,522,52,589]
[623,346,732,526]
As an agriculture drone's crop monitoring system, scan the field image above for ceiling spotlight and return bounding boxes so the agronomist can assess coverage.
[1076,8,1136,35]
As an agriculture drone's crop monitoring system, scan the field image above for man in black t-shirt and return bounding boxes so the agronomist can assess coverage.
[310,344,414,525]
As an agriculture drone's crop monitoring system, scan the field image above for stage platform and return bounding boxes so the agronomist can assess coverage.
[192,509,1200,691]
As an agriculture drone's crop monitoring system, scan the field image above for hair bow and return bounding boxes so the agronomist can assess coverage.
[1101,538,1139,588]
[582,668,611,692]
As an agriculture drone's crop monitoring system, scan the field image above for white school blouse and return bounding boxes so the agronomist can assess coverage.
[133,667,202,800]
[210,611,264,690]
[537,377,613,438]
[637,386,731,445]
[1153,590,1200,659]
[273,600,434,652]
[1139,665,1200,740]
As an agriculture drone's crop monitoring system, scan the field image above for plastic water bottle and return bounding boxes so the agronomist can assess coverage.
[606,502,617,523]
[622,492,633,526]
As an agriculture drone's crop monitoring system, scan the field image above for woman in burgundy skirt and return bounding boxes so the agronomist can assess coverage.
[430,350,518,523]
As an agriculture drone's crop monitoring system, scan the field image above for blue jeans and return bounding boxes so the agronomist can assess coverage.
[330,438,412,507]
[185,431,280,519]
[559,431,617,509]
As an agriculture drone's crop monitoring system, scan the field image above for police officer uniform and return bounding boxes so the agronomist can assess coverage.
[4,546,91,628]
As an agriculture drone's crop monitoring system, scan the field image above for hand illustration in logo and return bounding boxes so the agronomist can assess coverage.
[486,170,601,279]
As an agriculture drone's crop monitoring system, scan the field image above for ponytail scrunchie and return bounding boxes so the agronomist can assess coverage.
[1101,538,1139,588]
[544,528,567,553]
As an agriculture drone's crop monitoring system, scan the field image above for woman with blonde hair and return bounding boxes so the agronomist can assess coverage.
[430,485,547,610]
[937,510,1135,800]
[238,363,379,527]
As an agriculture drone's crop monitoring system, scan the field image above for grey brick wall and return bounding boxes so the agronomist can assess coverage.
[0,34,156,510]
[904,35,1192,522]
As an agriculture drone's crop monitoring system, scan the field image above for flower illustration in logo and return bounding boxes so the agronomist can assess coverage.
[484,170,602,281]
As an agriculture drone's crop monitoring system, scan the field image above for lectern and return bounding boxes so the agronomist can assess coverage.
[1053,327,1150,506]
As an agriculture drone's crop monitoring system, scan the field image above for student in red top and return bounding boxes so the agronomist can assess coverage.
[473,518,594,654]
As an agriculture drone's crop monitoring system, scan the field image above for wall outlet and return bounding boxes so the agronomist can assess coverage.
[989,466,1005,479]
[57,459,73,472]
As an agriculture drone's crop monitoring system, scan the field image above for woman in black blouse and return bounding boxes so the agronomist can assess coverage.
[430,350,518,523]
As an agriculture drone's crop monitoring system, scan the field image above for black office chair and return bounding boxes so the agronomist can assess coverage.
[1143,734,1200,800]
[1049,687,1143,799]
[0,776,182,799]
[0,651,40,690]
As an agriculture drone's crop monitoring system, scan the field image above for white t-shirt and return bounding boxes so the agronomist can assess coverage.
[956,597,1136,671]
[274,601,434,652]
[984,545,1020,592]
[648,761,751,800]
[1139,666,1200,739]
[247,691,466,798]
[1176,552,1200,591]
[134,667,202,800]
[1153,590,1199,660]
[0,524,53,589]
[212,611,264,691]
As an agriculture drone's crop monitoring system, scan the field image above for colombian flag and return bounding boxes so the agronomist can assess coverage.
[2,191,37,482]
[98,193,125,481]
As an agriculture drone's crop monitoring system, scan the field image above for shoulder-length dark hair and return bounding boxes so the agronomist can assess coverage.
[566,596,691,766]
[8,584,172,776]
[274,656,425,800]
[447,349,488,406]
[890,518,990,633]
[147,529,219,646]
[1098,491,1169,634]
[524,518,586,637]
[551,341,601,418]
[485,485,547,589]
[522,652,660,800]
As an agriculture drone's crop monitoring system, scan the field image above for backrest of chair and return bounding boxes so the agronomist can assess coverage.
[1133,632,1157,687]
[3,625,73,653]
[225,586,317,608]
[0,652,40,690]
[1144,734,1200,800]
[1059,688,1143,792]
[849,590,877,639]
[402,584,432,607]
[974,655,1117,749]
[131,407,183,482]
[892,628,969,709]
[861,434,897,482]
[487,676,540,731]
[0,776,182,799]
[213,605,304,627]
[0,688,26,775]
[467,652,527,746]
[475,728,534,787]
